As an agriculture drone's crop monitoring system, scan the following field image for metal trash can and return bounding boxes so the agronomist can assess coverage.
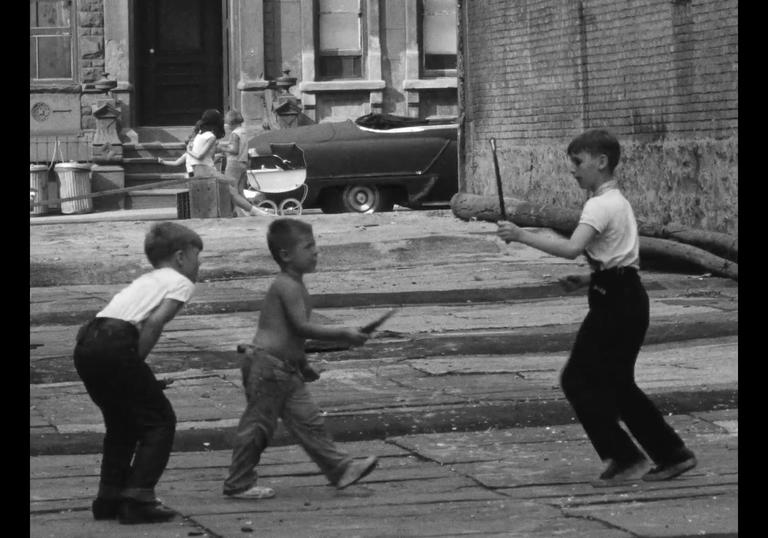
[30,164,49,215]
[55,162,93,214]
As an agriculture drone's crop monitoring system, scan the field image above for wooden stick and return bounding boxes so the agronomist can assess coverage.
[489,138,506,221]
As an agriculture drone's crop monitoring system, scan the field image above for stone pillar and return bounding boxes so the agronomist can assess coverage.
[366,0,383,114]
[299,0,317,122]
[91,99,123,163]
[103,0,135,141]
[404,2,421,118]
[234,0,270,131]
[91,98,125,210]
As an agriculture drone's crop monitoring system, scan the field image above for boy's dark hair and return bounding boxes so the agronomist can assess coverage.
[567,129,621,173]
[198,109,225,139]
[145,222,204,268]
[267,218,313,267]
[225,109,244,126]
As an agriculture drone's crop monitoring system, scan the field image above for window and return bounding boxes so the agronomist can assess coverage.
[30,0,75,81]
[317,0,362,79]
[421,0,457,76]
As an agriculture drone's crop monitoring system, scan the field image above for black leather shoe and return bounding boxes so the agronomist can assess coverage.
[301,365,320,382]
[591,457,648,487]
[642,455,697,481]
[118,499,176,525]
[92,498,121,520]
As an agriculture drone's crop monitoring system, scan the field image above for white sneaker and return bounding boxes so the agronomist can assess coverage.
[225,485,276,499]
[336,456,378,489]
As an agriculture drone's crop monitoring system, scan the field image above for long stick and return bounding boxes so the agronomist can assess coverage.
[489,138,506,221]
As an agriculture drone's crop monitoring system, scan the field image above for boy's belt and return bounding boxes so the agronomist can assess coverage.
[594,266,638,277]
[236,343,319,382]
[77,317,138,344]
[236,343,299,373]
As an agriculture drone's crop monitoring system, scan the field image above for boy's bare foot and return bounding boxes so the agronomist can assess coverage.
[225,485,276,499]
[249,206,274,217]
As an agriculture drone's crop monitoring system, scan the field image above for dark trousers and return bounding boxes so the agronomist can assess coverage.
[560,268,688,465]
[73,318,176,502]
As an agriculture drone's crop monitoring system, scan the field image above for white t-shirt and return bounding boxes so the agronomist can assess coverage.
[579,187,640,271]
[231,126,250,163]
[96,267,195,326]
[183,140,195,175]
[187,131,216,167]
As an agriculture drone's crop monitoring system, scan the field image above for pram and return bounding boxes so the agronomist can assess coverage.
[244,143,309,216]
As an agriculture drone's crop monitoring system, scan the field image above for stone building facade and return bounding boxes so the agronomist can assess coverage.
[30,0,459,162]
[457,0,737,234]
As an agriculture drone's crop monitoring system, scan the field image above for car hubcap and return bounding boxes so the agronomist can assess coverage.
[347,186,377,213]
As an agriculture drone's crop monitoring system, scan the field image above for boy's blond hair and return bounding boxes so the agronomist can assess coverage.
[225,109,244,126]
[266,218,313,268]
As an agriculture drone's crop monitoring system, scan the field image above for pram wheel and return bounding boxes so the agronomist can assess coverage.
[279,198,303,216]
[255,199,279,215]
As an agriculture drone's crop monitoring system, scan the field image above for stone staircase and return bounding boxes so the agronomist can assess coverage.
[122,127,192,210]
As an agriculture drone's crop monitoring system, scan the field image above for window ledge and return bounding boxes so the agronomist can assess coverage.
[403,78,458,90]
[30,83,82,94]
[300,80,386,92]
[237,80,271,91]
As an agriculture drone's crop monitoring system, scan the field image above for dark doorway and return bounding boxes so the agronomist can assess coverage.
[135,0,223,126]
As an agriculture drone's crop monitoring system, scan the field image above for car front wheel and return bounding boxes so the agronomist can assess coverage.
[341,185,394,213]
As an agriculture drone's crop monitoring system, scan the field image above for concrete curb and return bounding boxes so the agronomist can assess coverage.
[28,276,734,326]
[30,282,574,325]
[30,387,737,456]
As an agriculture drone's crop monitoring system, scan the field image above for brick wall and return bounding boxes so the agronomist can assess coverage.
[460,0,737,234]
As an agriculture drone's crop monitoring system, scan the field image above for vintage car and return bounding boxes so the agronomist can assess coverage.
[245,113,458,213]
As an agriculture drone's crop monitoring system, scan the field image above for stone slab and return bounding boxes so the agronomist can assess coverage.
[30,410,737,538]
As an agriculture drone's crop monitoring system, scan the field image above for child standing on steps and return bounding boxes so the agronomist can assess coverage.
[186,109,270,217]
[157,123,199,178]
[73,222,202,524]
[496,129,697,487]
[223,218,378,499]
[222,109,267,213]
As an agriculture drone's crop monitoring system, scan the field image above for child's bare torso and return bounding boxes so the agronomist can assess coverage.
[252,273,311,364]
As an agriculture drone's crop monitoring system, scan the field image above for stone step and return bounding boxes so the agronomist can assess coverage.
[123,142,187,151]
[125,187,188,210]
[29,335,738,454]
[123,170,189,209]
[122,142,187,161]
[132,125,193,143]
[125,171,189,185]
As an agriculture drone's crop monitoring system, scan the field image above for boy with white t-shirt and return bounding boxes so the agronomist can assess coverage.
[497,129,697,487]
[73,222,202,524]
